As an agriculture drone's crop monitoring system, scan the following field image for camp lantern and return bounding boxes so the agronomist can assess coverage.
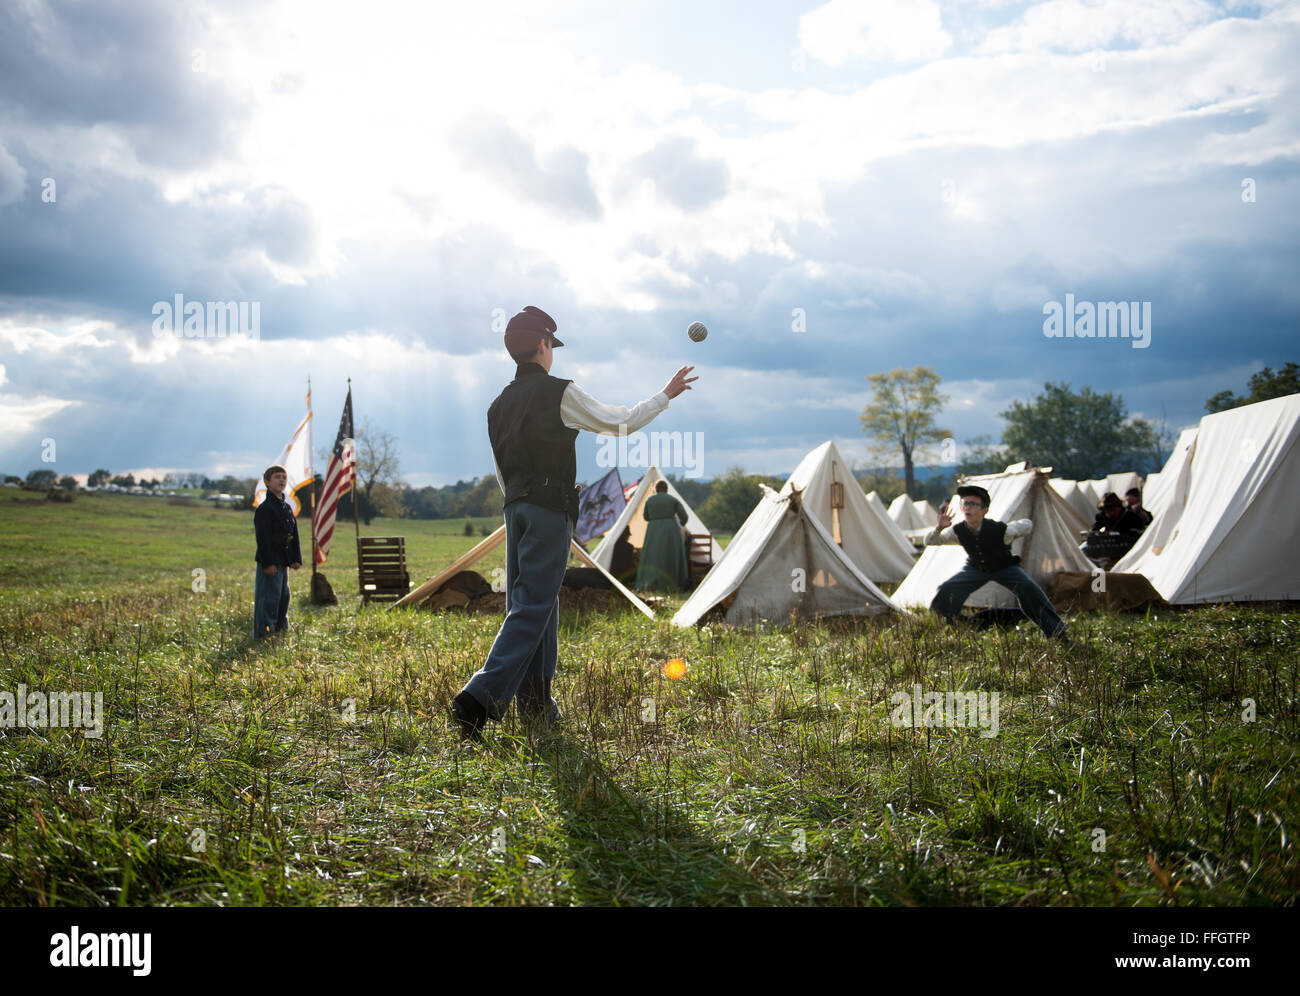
[829,479,845,546]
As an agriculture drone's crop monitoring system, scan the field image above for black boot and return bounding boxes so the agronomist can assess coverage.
[451,690,488,742]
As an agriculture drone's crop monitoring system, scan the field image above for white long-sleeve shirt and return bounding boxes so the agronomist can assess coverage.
[493,384,670,491]
[924,519,1033,545]
[558,383,669,436]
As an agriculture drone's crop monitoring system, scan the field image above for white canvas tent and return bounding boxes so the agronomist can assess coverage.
[1107,471,1143,498]
[1114,395,1300,603]
[672,485,901,627]
[888,493,929,532]
[1137,427,1198,523]
[914,499,939,527]
[1078,478,1105,509]
[1141,471,1163,500]
[865,490,892,521]
[781,441,916,582]
[1078,472,1142,510]
[589,466,721,569]
[1048,479,1095,525]
[892,464,1094,609]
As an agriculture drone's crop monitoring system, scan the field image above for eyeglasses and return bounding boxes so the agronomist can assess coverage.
[959,500,983,508]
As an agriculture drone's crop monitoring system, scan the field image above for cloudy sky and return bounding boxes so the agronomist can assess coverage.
[1,0,1297,488]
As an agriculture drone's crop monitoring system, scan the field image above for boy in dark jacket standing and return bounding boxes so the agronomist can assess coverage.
[253,465,302,641]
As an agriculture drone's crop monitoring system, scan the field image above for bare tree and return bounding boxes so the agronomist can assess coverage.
[354,418,405,524]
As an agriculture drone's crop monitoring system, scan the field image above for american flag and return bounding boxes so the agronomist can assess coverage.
[313,387,355,565]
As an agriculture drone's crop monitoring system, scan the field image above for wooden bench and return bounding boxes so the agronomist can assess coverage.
[357,536,411,604]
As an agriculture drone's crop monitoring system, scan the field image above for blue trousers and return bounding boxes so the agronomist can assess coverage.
[463,502,570,722]
[931,563,1066,638]
[253,565,290,641]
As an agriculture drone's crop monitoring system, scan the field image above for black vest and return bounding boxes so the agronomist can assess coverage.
[953,519,1020,573]
[487,363,580,522]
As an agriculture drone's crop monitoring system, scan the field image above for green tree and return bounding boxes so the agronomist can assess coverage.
[859,366,951,499]
[88,468,111,488]
[852,470,906,504]
[451,476,504,518]
[665,473,712,509]
[697,466,782,533]
[918,473,956,505]
[401,485,450,519]
[1204,389,1236,414]
[25,469,57,488]
[1205,361,1299,413]
[233,478,258,510]
[955,435,1016,477]
[57,475,78,491]
[369,480,406,519]
[1000,383,1157,479]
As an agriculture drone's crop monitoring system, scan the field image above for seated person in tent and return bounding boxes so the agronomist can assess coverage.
[609,526,639,586]
[1084,491,1148,563]
[635,481,689,591]
[1091,491,1148,536]
[1124,487,1153,526]
[925,485,1068,640]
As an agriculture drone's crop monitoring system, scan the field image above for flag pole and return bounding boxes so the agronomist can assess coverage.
[307,376,318,577]
[350,377,360,543]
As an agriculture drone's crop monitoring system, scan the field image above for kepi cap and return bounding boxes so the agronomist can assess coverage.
[504,305,563,350]
[956,485,991,507]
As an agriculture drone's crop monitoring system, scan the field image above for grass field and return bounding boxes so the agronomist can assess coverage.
[0,492,1295,906]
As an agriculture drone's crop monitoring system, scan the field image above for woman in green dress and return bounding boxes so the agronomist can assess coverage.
[635,481,689,591]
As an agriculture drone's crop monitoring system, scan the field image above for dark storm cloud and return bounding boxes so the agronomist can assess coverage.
[0,0,255,169]
[612,216,1298,444]
[0,155,320,327]
[0,143,591,354]
[0,144,24,206]
[450,112,602,220]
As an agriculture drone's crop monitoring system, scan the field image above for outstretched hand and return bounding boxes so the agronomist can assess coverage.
[663,365,699,400]
[937,503,953,529]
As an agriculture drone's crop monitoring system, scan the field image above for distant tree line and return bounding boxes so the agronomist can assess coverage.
[5,468,260,508]
[335,476,505,524]
[11,469,78,491]
[26,364,1291,526]
[860,369,1175,487]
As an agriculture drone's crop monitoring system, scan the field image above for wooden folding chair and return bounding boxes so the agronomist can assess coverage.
[357,536,411,604]
[687,532,714,585]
